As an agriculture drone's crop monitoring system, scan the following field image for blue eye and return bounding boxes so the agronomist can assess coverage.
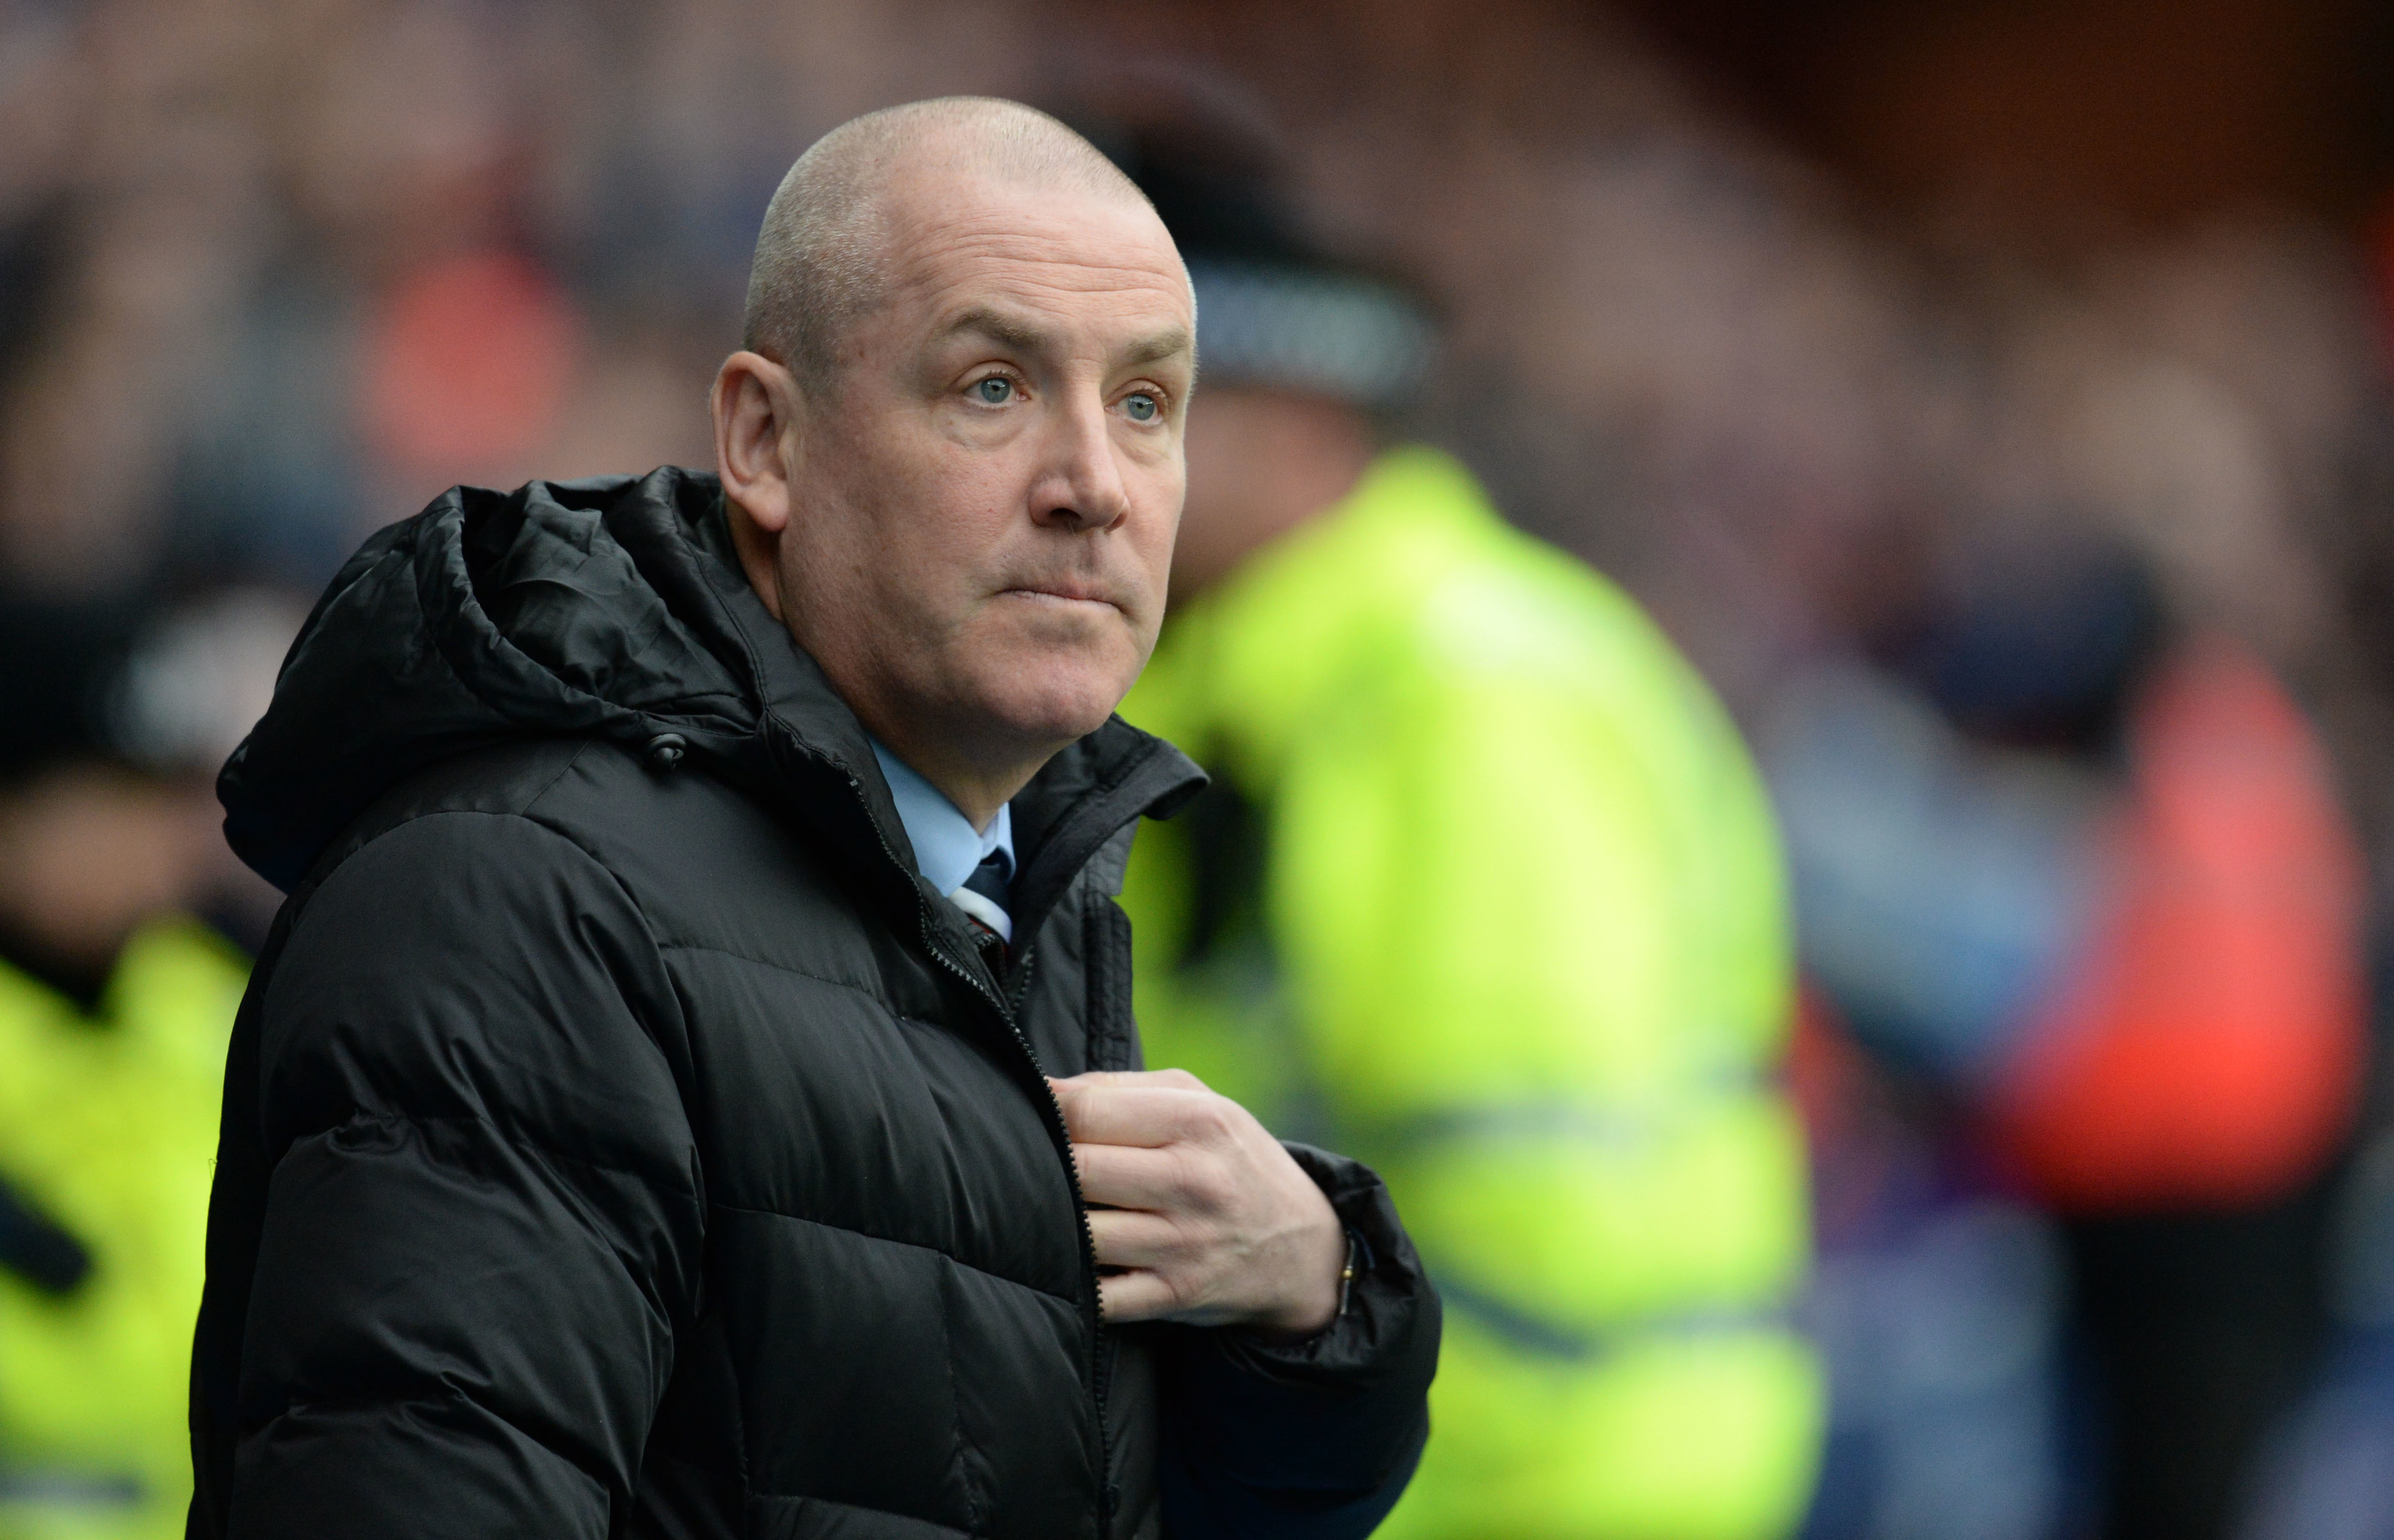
[1124,392,1159,422]
[973,377,1014,404]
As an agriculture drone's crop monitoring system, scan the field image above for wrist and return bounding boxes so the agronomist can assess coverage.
[1251,1208,1349,1342]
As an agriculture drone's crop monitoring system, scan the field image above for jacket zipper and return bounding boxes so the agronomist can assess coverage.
[843,776,1115,1536]
[920,915,1116,1537]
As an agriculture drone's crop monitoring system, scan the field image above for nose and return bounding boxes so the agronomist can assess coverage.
[1030,391,1132,534]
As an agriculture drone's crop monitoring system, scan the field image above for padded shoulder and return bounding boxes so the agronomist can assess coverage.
[260,788,695,1181]
[295,736,603,890]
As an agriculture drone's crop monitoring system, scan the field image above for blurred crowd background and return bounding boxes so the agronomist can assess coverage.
[8,1,2394,1536]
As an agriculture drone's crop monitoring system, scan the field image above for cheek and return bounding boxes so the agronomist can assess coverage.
[819,432,1013,601]
[906,466,1035,594]
[1135,506,1184,631]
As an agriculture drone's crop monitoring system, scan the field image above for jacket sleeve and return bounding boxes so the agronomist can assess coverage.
[1157,1143,1439,1539]
[219,811,704,1539]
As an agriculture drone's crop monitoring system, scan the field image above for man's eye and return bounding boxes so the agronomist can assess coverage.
[1123,392,1160,423]
[973,377,1015,405]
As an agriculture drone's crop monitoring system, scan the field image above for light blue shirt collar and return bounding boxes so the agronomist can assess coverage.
[871,739,1015,900]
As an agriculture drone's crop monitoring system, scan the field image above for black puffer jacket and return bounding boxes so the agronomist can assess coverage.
[189,468,1438,1540]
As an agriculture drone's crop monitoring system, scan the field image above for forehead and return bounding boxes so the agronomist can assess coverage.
[874,174,1192,337]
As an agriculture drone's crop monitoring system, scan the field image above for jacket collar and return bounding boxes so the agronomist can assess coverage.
[680,488,1204,970]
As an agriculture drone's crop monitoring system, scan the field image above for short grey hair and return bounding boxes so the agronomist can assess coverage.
[742,97,1153,388]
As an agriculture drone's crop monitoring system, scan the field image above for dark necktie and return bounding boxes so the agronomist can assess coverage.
[950,848,1013,951]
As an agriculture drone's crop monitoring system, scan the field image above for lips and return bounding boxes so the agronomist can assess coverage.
[999,582,1123,610]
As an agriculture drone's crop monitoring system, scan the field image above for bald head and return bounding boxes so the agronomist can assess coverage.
[712,94,1192,826]
[744,97,1155,387]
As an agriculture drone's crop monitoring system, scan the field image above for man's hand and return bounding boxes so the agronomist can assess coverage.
[1050,1069,1346,1338]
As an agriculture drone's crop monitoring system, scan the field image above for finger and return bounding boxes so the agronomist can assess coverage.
[1053,1069,1209,1094]
[1048,1072,1207,1139]
[1086,1206,1187,1271]
[1050,1082,1197,1147]
[1096,1267,1182,1324]
[1071,1141,1189,1212]
[1050,1081,1232,1149]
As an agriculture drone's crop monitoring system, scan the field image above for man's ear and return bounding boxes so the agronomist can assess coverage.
[711,350,802,621]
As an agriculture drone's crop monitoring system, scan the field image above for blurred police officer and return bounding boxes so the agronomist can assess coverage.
[0,590,289,1539]
[1104,128,1826,1539]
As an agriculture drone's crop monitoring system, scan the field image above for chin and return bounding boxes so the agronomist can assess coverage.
[973,645,1142,748]
[963,607,1152,739]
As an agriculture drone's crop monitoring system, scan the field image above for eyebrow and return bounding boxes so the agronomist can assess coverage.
[937,306,1048,354]
[933,307,1193,371]
[1120,326,1195,369]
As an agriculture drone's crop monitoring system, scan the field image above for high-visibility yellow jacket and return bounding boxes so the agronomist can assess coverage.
[1119,447,1823,1539]
[0,918,244,1540]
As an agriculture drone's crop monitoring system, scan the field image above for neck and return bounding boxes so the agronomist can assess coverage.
[866,722,1048,831]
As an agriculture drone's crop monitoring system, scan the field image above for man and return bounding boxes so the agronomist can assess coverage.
[188,98,1437,1539]
[0,592,273,1538]
[1107,143,1823,1537]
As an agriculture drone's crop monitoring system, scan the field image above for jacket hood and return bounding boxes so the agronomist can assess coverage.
[222,467,1202,895]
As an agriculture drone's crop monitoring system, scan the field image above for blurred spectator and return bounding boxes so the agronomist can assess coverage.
[0,586,295,1537]
[1769,510,2369,1540]
[1798,1074,2072,1540]
[358,249,583,487]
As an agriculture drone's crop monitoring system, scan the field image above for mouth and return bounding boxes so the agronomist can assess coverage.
[997,583,1125,614]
